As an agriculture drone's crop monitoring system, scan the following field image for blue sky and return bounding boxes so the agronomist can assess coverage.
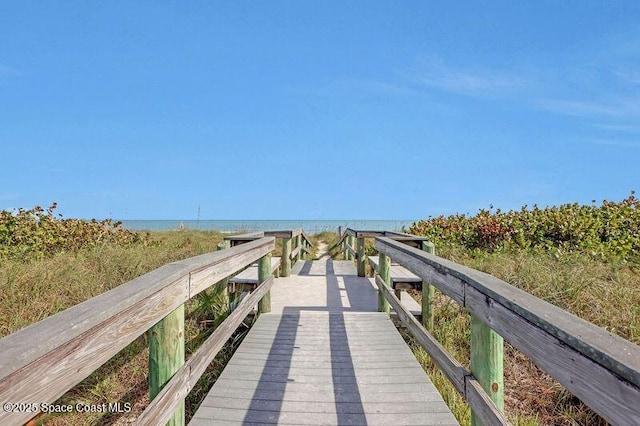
[1,2,639,220]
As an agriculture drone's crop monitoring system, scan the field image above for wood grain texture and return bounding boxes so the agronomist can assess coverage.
[466,286,640,425]
[376,275,467,395]
[355,230,384,238]
[264,229,302,239]
[356,237,366,277]
[0,237,275,425]
[188,238,275,297]
[384,231,431,241]
[191,310,457,425]
[465,377,511,426]
[378,253,391,314]
[0,277,189,425]
[375,239,465,305]
[281,237,292,277]
[224,232,264,241]
[377,275,510,425]
[368,256,422,289]
[290,245,303,261]
[470,316,504,426]
[300,230,314,248]
[376,237,640,388]
[345,242,356,260]
[137,276,276,426]
[258,254,272,314]
[421,241,436,331]
[148,304,185,426]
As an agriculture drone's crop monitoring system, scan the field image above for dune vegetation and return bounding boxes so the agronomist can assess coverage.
[404,193,640,425]
[1,195,638,425]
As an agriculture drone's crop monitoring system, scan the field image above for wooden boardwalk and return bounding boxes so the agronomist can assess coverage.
[190,260,458,425]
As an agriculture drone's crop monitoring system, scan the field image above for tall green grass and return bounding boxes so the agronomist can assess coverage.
[1,230,244,425]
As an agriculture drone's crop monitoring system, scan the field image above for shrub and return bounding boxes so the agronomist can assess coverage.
[0,203,147,260]
[409,192,640,261]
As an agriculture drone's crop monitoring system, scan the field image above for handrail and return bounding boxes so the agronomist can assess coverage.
[224,229,313,276]
[290,244,303,260]
[375,236,640,425]
[0,237,275,425]
[137,275,276,425]
[376,275,509,425]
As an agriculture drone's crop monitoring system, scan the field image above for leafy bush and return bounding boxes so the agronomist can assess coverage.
[409,192,640,261]
[0,203,147,260]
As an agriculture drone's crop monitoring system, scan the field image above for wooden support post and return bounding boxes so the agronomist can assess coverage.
[471,316,504,426]
[295,235,302,262]
[214,241,230,312]
[258,253,272,314]
[349,235,357,260]
[148,305,185,426]
[281,237,292,277]
[378,252,391,315]
[344,236,351,260]
[356,237,365,277]
[421,241,435,331]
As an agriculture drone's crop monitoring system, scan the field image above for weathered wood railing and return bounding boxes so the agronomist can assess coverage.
[0,235,282,426]
[224,228,313,277]
[332,228,435,326]
[365,234,640,425]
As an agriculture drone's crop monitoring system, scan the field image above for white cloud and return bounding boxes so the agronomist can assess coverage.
[591,123,640,134]
[407,57,528,98]
[287,78,417,98]
[538,99,623,117]
[585,138,640,148]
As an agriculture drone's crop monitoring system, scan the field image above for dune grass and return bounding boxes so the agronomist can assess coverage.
[0,230,251,425]
[4,224,637,425]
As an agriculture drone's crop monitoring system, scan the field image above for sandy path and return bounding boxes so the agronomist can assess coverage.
[315,241,330,260]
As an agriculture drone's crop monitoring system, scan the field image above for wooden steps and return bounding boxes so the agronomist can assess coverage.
[228,258,282,293]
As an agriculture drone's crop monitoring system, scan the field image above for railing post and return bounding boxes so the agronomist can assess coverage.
[378,252,391,315]
[148,305,185,426]
[344,235,351,260]
[350,235,356,261]
[471,317,504,426]
[295,234,302,262]
[356,237,365,277]
[421,241,435,331]
[215,241,230,310]
[258,253,272,314]
[281,237,292,277]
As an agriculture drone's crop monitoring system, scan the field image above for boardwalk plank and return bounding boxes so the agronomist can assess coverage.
[189,259,458,425]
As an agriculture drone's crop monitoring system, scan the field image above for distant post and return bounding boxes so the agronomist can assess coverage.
[216,241,231,310]
[258,253,272,314]
[378,252,391,315]
[295,234,302,262]
[281,237,292,277]
[356,237,366,277]
[148,305,185,426]
[345,235,353,261]
[421,241,435,331]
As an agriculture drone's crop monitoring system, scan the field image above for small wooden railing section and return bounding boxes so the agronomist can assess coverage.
[0,227,639,425]
[0,229,312,426]
[334,228,640,425]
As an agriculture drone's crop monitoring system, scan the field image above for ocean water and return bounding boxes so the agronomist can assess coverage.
[120,220,416,234]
